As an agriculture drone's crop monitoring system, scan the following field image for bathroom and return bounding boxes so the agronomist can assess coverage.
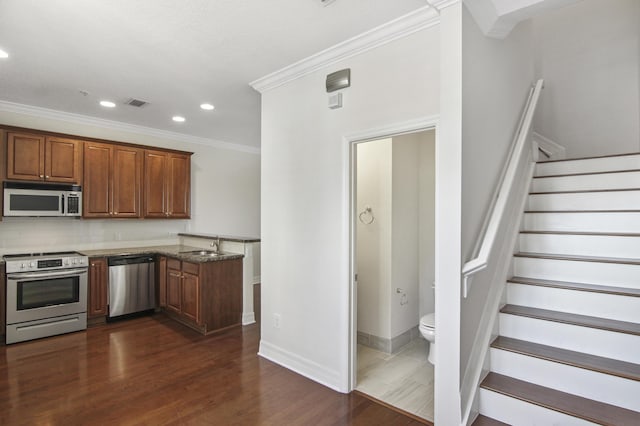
[354,129,436,421]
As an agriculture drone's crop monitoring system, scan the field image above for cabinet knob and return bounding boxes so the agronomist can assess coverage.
[45,175,50,179]
[109,212,113,215]
[114,212,118,215]
[39,175,44,178]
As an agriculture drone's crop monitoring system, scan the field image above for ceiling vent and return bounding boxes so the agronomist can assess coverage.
[125,98,149,108]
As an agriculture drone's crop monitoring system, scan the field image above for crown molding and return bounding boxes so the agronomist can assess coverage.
[0,100,261,155]
[250,5,442,93]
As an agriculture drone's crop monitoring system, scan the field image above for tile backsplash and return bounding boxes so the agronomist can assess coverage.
[0,217,190,255]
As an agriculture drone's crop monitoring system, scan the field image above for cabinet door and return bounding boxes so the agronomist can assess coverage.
[0,264,5,335]
[88,258,108,318]
[83,142,112,217]
[112,146,142,218]
[158,256,167,307]
[143,150,168,218]
[181,270,200,324]
[166,267,182,314]
[167,154,191,218]
[6,132,45,181]
[45,137,82,183]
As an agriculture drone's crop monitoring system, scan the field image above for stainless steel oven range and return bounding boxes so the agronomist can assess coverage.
[4,251,88,344]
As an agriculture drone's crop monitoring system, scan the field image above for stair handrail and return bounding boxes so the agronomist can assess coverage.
[461,79,544,297]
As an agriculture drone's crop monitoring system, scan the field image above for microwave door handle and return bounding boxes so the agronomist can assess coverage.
[61,194,65,214]
[8,268,88,279]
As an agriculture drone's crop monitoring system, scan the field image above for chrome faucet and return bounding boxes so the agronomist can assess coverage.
[210,238,221,253]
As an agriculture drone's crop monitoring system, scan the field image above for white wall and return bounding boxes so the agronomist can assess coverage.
[259,25,440,392]
[356,139,392,339]
[418,131,436,318]
[460,1,534,375]
[356,131,435,342]
[434,4,463,424]
[0,109,261,254]
[532,0,640,158]
[390,133,420,337]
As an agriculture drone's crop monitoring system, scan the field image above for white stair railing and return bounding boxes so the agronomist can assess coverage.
[461,79,544,297]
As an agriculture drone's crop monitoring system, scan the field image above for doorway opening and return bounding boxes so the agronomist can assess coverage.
[350,128,436,422]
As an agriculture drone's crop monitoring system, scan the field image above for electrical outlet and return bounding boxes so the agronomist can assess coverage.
[273,313,281,329]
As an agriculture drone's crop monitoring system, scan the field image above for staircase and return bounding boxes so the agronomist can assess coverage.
[474,153,640,426]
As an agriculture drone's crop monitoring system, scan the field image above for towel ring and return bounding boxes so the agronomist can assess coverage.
[359,207,374,225]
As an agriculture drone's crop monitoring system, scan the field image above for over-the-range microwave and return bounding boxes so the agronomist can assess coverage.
[3,181,82,217]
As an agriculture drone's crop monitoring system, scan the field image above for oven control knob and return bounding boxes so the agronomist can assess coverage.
[73,259,78,264]
[30,262,36,268]
[20,263,27,269]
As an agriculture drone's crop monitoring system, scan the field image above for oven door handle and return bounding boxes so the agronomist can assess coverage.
[7,268,88,279]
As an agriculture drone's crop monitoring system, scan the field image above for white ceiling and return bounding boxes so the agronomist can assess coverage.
[0,0,429,149]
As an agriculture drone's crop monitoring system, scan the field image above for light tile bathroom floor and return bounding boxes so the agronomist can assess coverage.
[356,339,434,422]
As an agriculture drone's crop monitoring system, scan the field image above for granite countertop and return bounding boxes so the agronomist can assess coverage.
[79,245,244,263]
[179,233,260,243]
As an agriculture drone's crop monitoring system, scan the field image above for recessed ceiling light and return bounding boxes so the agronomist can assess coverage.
[200,103,215,111]
[172,116,186,122]
[0,49,8,59]
[99,100,116,108]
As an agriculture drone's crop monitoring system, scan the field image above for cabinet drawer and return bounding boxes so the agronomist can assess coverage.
[182,262,199,275]
[167,258,181,270]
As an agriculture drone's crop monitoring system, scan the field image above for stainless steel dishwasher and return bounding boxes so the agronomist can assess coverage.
[108,254,156,319]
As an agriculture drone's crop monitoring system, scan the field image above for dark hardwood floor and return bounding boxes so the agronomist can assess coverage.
[0,315,426,425]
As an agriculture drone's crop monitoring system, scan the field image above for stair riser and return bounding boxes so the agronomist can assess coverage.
[519,233,640,259]
[522,212,640,233]
[499,314,640,364]
[528,191,640,211]
[478,388,598,426]
[513,257,640,289]
[490,348,640,411]
[531,171,640,192]
[535,155,640,177]
[506,283,640,323]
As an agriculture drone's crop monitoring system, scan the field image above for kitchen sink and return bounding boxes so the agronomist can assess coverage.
[179,250,223,256]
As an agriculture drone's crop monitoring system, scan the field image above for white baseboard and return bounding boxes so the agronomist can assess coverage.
[258,340,343,393]
[242,312,256,325]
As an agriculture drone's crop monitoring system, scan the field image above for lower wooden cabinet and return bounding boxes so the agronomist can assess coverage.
[1,263,5,340]
[160,257,242,334]
[88,257,108,319]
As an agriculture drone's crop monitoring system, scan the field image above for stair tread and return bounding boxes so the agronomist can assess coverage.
[491,336,640,381]
[471,414,509,426]
[521,230,640,237]
[480,372,640,426]
[534,168,640,179]
[508,276,640,297]
[500,304,640,336]
[525,209,640,213]
[514,252,640,265]
[530,188,640,195]
[536,152,640,163]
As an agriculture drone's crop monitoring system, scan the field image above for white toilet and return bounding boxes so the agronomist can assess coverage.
[419,313,436,365]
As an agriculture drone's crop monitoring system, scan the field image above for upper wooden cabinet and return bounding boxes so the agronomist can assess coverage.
[84,142,143,218]
[6,132,82,183]
[144,150,191,219]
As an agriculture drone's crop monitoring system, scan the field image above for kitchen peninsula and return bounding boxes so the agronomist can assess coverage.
[79,232,260,334]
